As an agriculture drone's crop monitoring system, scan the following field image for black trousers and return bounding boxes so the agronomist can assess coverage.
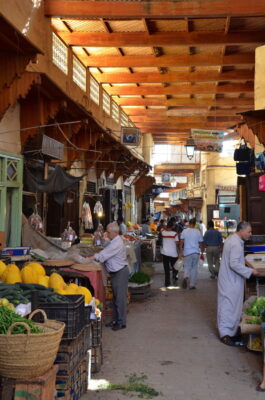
[162,255,178,286]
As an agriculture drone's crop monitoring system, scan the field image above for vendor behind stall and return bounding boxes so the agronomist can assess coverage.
[217,221,259,346]
[86,222,129,331]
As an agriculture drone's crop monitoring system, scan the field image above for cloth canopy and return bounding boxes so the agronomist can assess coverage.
[25,165,85,205]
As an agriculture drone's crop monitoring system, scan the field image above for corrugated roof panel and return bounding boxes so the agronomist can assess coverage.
[100,67,130,73]
[193,46,224,55]
[131,67,158,73]
[167,67,191,72]
[121,47,154,55]
[83,47,120,55]
[63,19,106,32]
[148,106,167,109]
[51,18,68,32]
[148,19,187,32]
[195,66,221,72]
[144,95,166,98]
[106,20,145,32]
[162,46,190,55]
[190,18,227,31]
[230,17,265,30]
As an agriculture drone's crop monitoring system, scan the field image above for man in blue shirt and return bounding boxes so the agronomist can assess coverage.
[203,220,223,279]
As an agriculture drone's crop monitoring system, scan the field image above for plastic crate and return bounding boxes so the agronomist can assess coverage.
[55,355,89,400]
[1,246,31,256]
[91,318,102,348]
[90,345,103,374]
[38,295,87,339]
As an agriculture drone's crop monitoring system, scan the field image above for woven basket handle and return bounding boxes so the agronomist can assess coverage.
[7,322,30,335]
[28,308,47,323]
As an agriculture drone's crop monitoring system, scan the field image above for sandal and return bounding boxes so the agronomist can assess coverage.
[256,385,265,392]
[220,335,236,346]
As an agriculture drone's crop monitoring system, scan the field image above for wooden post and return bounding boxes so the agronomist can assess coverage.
[43,162,49,234]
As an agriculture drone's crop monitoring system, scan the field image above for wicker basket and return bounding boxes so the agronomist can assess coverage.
[0,309,65,379]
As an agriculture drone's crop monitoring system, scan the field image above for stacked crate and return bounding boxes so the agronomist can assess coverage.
[90,318,103,374]
[54,324,91,399]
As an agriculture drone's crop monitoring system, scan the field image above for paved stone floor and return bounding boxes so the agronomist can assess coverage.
[82,262,263,400]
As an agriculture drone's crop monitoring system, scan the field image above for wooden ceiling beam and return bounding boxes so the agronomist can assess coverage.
[79,53,254,67]
[123,108,249,116]
[93,70,254,84]
[137,122,238,129]
[116,97,253,106]
[131,115,242,122]
[107,83,253,96]
[58,31,265,47]
[44,1,265,18]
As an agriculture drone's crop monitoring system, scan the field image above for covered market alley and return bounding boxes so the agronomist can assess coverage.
[2,2,265,400]
[83,263,263,400]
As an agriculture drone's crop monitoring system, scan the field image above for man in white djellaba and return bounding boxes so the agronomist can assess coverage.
[217,221,259,346]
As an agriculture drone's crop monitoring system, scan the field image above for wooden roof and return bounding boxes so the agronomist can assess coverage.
[45,0,265,144]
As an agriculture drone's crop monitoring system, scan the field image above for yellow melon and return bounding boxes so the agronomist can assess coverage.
[21,265,38,284]
[26,262,46,277]
[0,261,6,279]
[49,273,65,291]
[5,264,21,284]
[77,286,92,304]
[38,275,49,287]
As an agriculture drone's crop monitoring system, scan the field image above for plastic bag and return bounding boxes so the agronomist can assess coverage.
[28,211,43,232]
[61,221,76,243]
[173,258,183,271]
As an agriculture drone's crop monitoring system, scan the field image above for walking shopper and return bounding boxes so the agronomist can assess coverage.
[179,218,204,290]
[86,222,129,331]
[217,221,259,346]
[203,220,223,279]
[161,220,179,287]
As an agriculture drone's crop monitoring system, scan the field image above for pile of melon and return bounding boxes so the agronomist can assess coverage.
[0,261,92,304]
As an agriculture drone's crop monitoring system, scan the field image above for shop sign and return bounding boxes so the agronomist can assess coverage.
[191,129,224,153]
[161,173,171,183]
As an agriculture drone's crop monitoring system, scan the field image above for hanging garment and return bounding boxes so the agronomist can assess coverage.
[236,162,251,175]
[81,201,93,229]
[25,165,86,205]
[94,201,103,215]
[259,175,265,191]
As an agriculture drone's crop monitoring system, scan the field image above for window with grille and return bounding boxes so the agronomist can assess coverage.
[121,112,128,127]
[103,91,110,114]
[90,76,100,105]
[73,56,86,91]
[52,33,68,74]
[194,170,200,185]
[112,101,120,123]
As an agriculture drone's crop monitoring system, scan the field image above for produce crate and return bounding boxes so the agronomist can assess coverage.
[55,355,89,400]
[90,345,103,374]
[247,333,263,352]
[0,365,58,400]
[37,295,90,339]
[56,325,91,376]
[129,283,151,301]
[91,318,102,348]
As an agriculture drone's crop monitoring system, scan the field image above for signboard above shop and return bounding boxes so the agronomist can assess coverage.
[191,129,224,153]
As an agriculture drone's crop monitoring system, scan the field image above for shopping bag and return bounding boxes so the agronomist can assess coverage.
[173,258,183,271]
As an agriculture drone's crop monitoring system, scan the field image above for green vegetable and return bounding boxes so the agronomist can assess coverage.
[129,272,151,285]
[246,316,261,325]
[99,374,161,399]
[0,306,43,335]
[245,298,265,317]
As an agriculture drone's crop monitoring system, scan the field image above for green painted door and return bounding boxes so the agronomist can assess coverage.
[0,152,23,247]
